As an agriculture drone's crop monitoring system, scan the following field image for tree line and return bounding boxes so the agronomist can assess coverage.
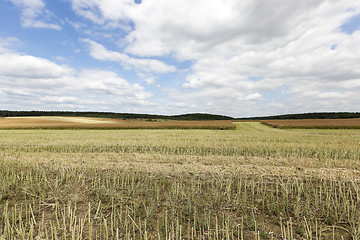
[238,112,360,120]
[0,111,234,121]
[1,110,359,120]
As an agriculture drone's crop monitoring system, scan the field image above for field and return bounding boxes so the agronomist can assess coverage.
[1,122,360,239]
[0,117,235,130]
[261,118,360,129]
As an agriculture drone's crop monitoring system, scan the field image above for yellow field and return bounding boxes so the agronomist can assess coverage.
[0,116,236,129]
[0,122,360,239]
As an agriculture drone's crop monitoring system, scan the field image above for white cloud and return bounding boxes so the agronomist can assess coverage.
[40,96,79,104]
[0,44,153,111]
[10,0,61,30]
[244,93,262,101]
[82,39,176,74]
[69,1,360,116]
[70,0,134,24]
[76,69,152,100]
[119,0,359,116]
[5,0,360,116]
[0,37,20,53]
[0,53,73,79]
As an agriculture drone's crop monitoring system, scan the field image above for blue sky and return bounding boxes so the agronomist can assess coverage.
[0,0,360,117]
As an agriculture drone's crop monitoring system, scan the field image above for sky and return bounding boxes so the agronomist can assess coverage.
[0,0,360,117]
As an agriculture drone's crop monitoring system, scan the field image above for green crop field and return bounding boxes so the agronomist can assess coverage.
[1,122,360,239]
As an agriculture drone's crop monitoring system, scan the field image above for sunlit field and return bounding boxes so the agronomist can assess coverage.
[1,122,360,239]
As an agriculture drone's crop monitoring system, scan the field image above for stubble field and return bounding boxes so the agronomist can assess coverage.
[1,121,360,239]
[261,118,360,129]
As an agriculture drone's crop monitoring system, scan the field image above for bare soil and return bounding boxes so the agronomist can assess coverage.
[261,118,360,128]
[0,116,235,129]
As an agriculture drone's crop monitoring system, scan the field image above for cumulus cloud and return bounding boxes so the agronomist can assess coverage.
[0,37,20,53]
[40,96,79,104]
[3,0,360,116]
[70,0,134,24]
[0,53,73,79]
[76,69,152,100]
[0,45,152,111]
[10,0,61,30]
[67,0,360,116]
[126,0,360,114]
[82,39,176,74]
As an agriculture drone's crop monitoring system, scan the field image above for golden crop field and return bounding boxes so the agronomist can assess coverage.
[1,122,360,239]
[261,118,360,129]
[0,117,236,130]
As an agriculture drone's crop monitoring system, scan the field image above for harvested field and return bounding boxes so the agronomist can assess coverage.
[0,116,235,129]
[261,118,360,129]
[1,122,360,239]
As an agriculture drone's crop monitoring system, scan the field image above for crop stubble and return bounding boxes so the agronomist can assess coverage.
[0,122,360,239]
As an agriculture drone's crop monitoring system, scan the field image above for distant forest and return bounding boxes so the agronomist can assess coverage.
[0,111,233,121]
[239,112,360,120]
[1,111,359,120]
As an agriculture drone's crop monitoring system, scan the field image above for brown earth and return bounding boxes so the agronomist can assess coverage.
[261,118,360,128]
[0,116,236,129]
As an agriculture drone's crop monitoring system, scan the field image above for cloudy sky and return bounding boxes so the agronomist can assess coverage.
[0,0,360,117]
